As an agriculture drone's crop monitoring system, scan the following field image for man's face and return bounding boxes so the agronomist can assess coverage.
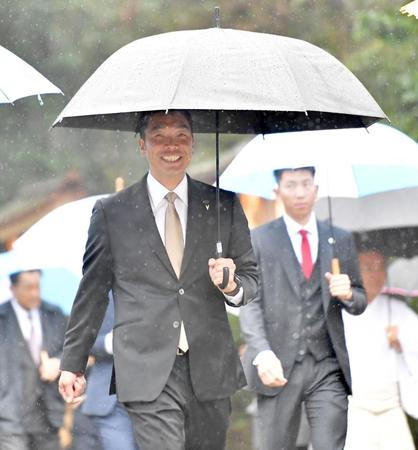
[358,250,386,303]
[275,170,318,224]
[139,112,194,188]
[11,271,41,310]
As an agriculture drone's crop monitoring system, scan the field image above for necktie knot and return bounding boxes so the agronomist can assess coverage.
[166,191,177,204]
[299,229,308,238]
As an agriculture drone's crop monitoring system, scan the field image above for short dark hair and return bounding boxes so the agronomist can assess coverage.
[274,166,316,184]
[135,110,193,139]
[9,269,42,286]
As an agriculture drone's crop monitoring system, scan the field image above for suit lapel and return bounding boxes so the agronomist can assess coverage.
[130,176,177,278]
[318,221,334,314]
[273,218,302,297]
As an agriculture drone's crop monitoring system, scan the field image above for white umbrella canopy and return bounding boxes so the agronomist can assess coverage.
[53,27,385,133]
[0,45,63,104]
[219,123,418,199]
[11,194,107,277]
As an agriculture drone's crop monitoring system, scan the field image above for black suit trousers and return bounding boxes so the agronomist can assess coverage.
[257,354,348,450]
[124,354,231,450]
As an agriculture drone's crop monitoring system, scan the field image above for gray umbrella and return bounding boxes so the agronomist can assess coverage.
[315,187,418,258]
[52,25,386,284]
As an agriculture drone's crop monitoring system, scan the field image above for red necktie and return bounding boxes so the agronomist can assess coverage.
[299,229,313,279]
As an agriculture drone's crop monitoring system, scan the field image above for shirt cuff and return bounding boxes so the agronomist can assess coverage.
[104,331,113,355]
[253,349,276,366]
[223,287,244,305]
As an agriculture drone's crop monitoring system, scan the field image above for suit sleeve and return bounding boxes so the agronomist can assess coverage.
[239,230,272,355]
[225,193,258,306]
[60,200,113,373]
[339,232,367,316]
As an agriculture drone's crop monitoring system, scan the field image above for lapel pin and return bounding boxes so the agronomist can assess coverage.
[203,200,210,211]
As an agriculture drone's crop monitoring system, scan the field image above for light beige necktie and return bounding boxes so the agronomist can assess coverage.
[165,192,188,352]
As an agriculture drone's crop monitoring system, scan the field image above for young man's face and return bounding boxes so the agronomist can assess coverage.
[139,112,194,189]
[275,170,318,224]
[11,271,41,310]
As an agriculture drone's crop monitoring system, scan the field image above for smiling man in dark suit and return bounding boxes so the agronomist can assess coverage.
[240,167,367,450]
[58,110,258,450]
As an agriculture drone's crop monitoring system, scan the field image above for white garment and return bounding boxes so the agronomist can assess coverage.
[343,294,418,449]
[283,212,319,265]
[146,173,243,305]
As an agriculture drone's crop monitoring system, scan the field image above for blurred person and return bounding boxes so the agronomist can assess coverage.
[344,249,418,450]
[0,270,67,450]
[58,110,258,450]
[81,294,138,450]
[240,167,367,450]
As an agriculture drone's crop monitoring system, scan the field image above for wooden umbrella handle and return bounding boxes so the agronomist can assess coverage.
[332,257,340,275]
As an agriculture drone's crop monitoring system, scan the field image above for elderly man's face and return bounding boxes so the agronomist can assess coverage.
[358,250,386,303]
[11,271,41,310]
[139,112,194,190]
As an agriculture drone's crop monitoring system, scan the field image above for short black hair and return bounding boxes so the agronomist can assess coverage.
[274,166,316,184]
[135,110,193,139]
[9,269,42,286]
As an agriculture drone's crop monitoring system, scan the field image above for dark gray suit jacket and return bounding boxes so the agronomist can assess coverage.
[0,300,67,433]
[240,218,366,397]
[60,175,258,403]
[82,297,117,416]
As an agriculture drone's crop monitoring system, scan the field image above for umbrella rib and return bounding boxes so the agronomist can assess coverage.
[0,86,12,103]
[165,36,193,110]
[271,41,308,113]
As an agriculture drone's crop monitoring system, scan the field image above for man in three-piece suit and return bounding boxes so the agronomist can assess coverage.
[240,167,367,450]
[59,110,258,450]
[0,270,67,450]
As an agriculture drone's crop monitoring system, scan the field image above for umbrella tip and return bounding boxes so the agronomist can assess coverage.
[213,6,221,28]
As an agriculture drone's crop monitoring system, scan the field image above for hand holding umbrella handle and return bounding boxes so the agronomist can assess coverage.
[216,241,230,290]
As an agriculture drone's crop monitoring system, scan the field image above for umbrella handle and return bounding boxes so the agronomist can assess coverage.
[332,258,340,275]
[219,267,229,290]
[216,241,230,290]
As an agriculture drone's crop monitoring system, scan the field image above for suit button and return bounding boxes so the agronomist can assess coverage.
[179,288,185,295]
[173,321,180,328]
[292,332,300,340]
[298,349,306,356]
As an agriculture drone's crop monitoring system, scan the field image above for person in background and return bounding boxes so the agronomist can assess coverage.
[240,166,366,450]
[344,249,418,450]
[0,270,67,450]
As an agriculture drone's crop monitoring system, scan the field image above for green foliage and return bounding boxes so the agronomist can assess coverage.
[1,0,416,207]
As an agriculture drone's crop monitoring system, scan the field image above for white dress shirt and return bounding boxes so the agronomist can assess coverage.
[146,173,242,304]
[282,212,318,265]
[253,212,318,366]
[11,298,43,348]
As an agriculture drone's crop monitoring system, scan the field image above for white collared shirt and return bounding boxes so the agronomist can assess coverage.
[11,298,43,345]
[147,172,188,243]
[146,173,242,304]
[283,212,319,264]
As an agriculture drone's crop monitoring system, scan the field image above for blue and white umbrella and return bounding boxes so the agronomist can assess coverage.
[220,123,418,200]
